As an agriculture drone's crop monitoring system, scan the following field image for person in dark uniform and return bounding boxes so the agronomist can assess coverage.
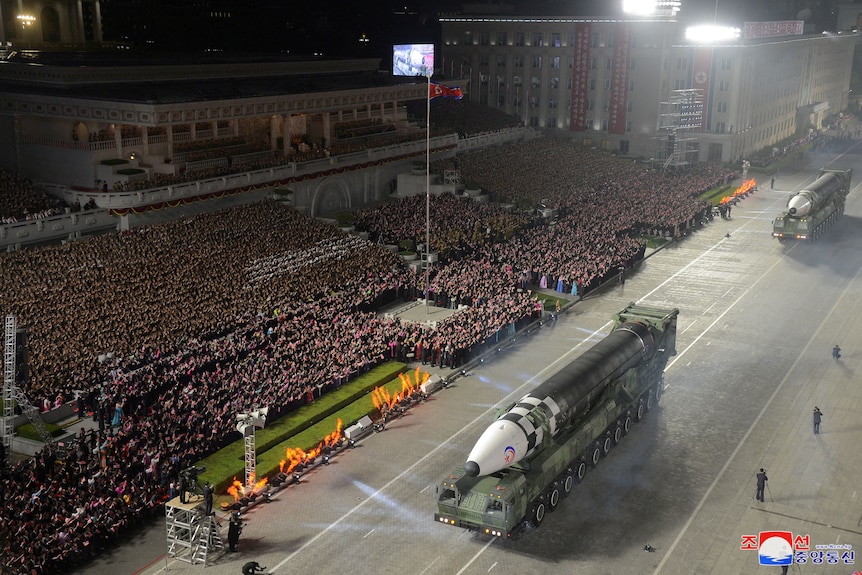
[202,481,213,516]
[756,469,768,502]
[179,474,188,504]
[832,345,841,360]
[813,406,823,434]
[242,561,266,575]
[228,512,243,552]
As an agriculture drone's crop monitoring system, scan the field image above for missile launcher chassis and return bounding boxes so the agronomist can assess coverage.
[434,304,678,538]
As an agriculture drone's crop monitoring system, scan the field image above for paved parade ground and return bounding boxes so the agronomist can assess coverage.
[69,151,862,575]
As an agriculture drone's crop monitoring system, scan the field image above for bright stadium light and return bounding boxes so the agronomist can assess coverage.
[623,0,656,15]
[685,25,741,42]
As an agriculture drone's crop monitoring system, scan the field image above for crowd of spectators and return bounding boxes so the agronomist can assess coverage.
[0,169,61,223]
[0,132,737,574]
[406,98,524,138]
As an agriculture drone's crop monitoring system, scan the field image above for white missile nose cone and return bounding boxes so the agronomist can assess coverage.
[464,461,480,477]
[466,419,530,476]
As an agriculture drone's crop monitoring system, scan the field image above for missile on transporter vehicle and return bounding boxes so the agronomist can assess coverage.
[435,304,678,537]
[772,168,852,242]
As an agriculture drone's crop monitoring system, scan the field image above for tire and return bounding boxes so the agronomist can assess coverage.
[562,471,575,495]
[590,444,601,467]
[613,425,623,445]
[636,401,646,421]
[646,391,654,411]
[532,502,546,527]
[623,415,632,434]
[548,486,561,510]
[654,382,663,404]
[575,460,587,482]
[602,435,613,455]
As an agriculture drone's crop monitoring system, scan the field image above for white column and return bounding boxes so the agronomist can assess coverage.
[281,114,292,154]
[93,0,103,43]
[0,1,7,45]
[76,0,85,43]
[141,126,149,154]
[322,112,331,148]
[270,115,279,151]
[113,124,122,158]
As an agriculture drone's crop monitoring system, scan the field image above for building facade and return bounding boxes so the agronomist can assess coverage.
[440,13,857,163]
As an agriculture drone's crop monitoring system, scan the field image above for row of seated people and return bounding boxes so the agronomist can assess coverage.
[181,143,270,164]
[0,135,736,574]
[333,118,397,140]
[174,135,245,155]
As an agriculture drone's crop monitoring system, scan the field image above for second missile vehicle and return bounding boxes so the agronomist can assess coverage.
[434,303,678,537]
[772,167,852,242]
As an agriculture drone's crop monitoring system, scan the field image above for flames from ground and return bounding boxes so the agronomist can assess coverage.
[720,178,756,204]
[227,474,270,502]
[371,367,429,413]
[278,418,344,475]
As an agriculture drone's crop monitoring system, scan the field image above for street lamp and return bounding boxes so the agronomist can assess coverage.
[16,15,35,50]
[236,407,268,490]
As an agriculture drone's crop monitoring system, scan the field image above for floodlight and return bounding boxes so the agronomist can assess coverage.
[622,0,656,15]
[685,25,740,42]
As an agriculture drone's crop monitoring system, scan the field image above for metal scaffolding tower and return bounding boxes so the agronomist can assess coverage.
[655,89,704,169]
[166,499,224,566]
[2,315,15,450]
[3,314,53,449]
[236,407,268,489]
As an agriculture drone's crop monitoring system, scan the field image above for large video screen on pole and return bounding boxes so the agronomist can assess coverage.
[392,43,434,77]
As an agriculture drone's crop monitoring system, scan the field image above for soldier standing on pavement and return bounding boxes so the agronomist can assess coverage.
[756,469,768,502]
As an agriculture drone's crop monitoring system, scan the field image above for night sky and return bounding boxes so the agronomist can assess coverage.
[97,0,847,58]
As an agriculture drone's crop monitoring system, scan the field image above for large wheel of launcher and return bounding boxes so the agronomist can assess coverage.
[601,433,613,455]
[530,501,546,527]
[623,414,633,434]
[590,444,602,467]
[654,381,663,404]
[636,399,646,421]
[613,424,623,445]
[646,389,655,411]
[561,469,575,495]
[547,485,561,510]
[575,459,587,483]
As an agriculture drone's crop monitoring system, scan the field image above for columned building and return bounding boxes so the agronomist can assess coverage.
[440,13,857,162]
[0,0,103,46]
[0,56,489,227]
[0,58,429,188]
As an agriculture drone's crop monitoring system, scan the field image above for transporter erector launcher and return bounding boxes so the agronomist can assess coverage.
[772,168,852,242]
[436,304,678,537]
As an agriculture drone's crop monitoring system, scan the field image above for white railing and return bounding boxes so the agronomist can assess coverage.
[49,133,456,210]
[0,209,117,250]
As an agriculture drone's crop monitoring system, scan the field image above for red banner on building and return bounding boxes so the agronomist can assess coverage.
[743,20,804,39]
[570,22,590,132]
[608,23,631,135]
[691,47,713,130]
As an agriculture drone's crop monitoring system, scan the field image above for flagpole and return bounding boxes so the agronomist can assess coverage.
[425,73,431,315]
